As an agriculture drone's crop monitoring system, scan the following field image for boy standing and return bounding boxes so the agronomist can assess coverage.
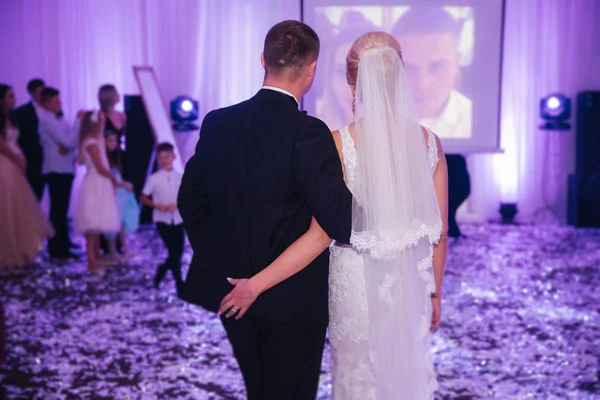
[141,143,185,294]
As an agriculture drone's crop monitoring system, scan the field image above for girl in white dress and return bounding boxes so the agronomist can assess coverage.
[220,32,449,400]
[75,111,120,276]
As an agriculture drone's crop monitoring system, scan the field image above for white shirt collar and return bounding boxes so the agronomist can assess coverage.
[261,86,299,108]
[423,90,461,125]
[33,102,45,118]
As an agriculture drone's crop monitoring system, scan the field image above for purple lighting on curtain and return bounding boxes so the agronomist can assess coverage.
[473,0,600,222]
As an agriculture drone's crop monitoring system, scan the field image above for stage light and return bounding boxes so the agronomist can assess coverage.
[170,96,199,131]
[499,202,518,224]
[180,99,193,112]
[540,93,571,130]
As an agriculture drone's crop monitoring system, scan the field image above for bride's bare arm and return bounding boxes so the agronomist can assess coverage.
[431,135,449,297]
[219,217,331,318]
[430,133,449,331]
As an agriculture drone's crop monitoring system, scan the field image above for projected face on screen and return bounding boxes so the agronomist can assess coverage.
[307,5,474,140]
[399,32,460,118]
[393,7,472,139]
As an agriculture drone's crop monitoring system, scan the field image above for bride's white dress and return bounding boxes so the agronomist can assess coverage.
[329,125,439,399]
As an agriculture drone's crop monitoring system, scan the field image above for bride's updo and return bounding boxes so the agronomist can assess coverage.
[346,32,402,87]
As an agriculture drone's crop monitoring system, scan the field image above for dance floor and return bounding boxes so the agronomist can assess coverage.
[0,223,599,399]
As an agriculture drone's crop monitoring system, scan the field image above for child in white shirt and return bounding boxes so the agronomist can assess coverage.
[141,142,184,294]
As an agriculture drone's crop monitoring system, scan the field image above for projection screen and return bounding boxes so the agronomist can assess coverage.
[133,66,184,171]
[302,0,505,153]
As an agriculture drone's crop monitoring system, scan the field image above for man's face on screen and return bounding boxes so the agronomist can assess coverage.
[332,43,353,114]
[399,32,460,119]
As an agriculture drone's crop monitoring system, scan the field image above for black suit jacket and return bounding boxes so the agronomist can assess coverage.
[15,102,43,175]
[178,89,353,328]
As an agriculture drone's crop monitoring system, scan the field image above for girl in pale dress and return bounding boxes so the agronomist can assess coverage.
[0,84,54,268]
[103,131,139,262]
[220,33,449,400]
[75,111,121,276]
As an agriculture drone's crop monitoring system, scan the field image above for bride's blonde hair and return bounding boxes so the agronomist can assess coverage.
[77,111,105,164]
[346,32,403,88]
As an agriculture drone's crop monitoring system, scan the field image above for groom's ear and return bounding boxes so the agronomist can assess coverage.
[261,53,266,70]
[307,60,317,78]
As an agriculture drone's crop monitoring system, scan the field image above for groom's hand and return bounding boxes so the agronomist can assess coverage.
[219,278,260,319]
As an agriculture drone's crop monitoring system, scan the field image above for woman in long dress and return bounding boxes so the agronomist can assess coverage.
[0,84,54,268]
[220,32,449,399]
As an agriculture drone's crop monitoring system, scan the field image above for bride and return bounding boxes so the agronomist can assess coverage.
[220,32,448,399]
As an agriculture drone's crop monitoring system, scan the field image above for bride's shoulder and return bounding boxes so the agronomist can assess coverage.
[420,125,444,157]
[331,129,343,154]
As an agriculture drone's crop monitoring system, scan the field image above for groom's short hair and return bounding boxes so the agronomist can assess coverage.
[263,20,320,81]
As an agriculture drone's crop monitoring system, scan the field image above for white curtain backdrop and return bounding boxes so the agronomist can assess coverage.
[0,0,299,118]
[0,0,299,216]
[1,0,599,224]
[467,0,600,223]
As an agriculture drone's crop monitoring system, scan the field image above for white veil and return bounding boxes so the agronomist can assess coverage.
[350,47,442,399]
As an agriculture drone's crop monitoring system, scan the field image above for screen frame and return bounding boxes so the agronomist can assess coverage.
[301,0,506,154]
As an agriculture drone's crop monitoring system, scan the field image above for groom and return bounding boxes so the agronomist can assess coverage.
[178,20,352,400]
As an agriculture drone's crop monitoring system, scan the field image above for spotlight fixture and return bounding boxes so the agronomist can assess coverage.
[540,93,571,130]
[499,202,518,224]
[170,96,199,131]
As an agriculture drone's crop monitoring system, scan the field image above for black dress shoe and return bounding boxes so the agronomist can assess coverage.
[176,280,185,298]
[50,251,80,261]
[153,264,168,289]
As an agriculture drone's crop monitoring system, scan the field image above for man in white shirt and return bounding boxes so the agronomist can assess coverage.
[141,142,184,294]
[393,7,472,139]
[38,87,80,259]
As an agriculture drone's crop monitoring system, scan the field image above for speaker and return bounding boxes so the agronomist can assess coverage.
[576,91,600,176]
[568,174,600,227]
[124,95,156,224]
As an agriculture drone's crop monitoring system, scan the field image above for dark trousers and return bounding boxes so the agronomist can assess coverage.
[446,155,471,237]
[26,169,45,201]
[221,315,327,400]
[46,173,74,256]
[156,222,185,283]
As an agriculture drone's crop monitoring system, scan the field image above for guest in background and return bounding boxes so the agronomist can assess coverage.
[98,84,126,255]
[0,84,54,269]
[75,111,121,276]
[99,84,126,144]
[104,131,139,262]
[15,78,46,200]
[141,143,184,294]
[39,87,79,260]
